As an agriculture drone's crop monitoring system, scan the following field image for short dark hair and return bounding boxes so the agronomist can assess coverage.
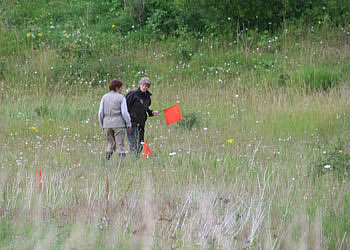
[109,79,123,91]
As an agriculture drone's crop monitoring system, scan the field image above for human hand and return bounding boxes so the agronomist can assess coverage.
[152,111,159,116]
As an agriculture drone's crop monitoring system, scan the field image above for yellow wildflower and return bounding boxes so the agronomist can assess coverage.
[38,33,43,37]
[227,138,233,143]
[112,24,116,28]
[26,33,31,38]
[63,30,67,34]
[31,126,37,131]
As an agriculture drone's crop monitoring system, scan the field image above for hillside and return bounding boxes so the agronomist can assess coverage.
[1,1,350,249]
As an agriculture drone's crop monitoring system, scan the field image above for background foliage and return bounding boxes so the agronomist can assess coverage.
[2,0,350,37]
[1,0,350,90]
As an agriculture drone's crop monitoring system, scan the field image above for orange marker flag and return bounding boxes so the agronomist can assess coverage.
[163,104,182,125]
[143,140,152,158]
[38,169,42,189]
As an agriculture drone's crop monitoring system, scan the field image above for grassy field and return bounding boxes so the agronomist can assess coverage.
[1,10,350,249]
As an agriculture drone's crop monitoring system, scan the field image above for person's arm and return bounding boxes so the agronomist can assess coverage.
[147,107,153,117]
[121,97,131,128]
[147,98,159,116]
[125,91,134,109]
[98,97,104,128]
[146,97,154,116]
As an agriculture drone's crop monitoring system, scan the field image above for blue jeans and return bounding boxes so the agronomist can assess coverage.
[127,126,144,153]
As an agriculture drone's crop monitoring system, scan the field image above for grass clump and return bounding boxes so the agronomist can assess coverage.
[302,66,341,91]
[314,140,350,178]
[34,104,50,118]
[0,219,14,243]
[178,112,201,130]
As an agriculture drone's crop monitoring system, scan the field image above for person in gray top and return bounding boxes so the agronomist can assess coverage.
[99,79,131,160]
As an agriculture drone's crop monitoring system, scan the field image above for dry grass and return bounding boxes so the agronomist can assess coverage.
[1,82,350,249]
[1,24,350,248]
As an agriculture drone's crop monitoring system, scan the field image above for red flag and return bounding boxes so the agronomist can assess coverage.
[164,104,182,125]
[38,169,42,189]
[143,140,152,158]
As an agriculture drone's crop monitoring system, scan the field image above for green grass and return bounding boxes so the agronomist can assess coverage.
[1,3,350,248]
[1,83,349,248]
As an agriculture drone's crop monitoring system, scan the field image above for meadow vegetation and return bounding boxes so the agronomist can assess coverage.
[1,1,350,249]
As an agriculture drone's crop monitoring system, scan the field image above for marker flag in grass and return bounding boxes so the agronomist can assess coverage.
[143,140,152,158]
[38,169,42,189]
[163,104,182,125]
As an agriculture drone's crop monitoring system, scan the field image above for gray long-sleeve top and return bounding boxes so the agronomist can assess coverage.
[98,91,131,128]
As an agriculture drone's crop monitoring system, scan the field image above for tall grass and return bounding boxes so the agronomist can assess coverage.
[1,8,350,249]
[1,81,350,248]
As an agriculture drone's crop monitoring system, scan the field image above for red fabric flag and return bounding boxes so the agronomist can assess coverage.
[143,140,152,158]
[164,104,182,125]
[38,169,42,189]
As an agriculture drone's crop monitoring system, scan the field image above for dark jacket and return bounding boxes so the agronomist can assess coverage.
[126,88,153,128]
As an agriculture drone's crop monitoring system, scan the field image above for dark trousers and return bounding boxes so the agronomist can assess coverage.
[127,125,144,153]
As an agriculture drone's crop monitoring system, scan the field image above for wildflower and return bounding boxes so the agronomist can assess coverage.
[324,164,331,169]
[38,33,43,37]
[63,30,67,34]
[31,126,37,131]
[227,138,233,143]
[26,33,31,38]
[112,24,116,28]
[169,152,176,156]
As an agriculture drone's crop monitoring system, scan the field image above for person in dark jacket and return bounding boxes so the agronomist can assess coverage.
[126,77,159,153]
